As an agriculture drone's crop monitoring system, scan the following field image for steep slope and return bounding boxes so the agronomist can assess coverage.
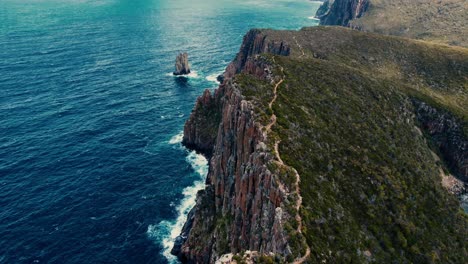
[173,27,468,263]
[317,0,468,48]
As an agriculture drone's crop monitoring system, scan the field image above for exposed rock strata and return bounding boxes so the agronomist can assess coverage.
[175,55,295,262]
[182,89,221,157]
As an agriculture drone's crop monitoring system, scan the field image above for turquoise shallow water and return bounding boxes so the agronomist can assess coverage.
[0,0,320,263]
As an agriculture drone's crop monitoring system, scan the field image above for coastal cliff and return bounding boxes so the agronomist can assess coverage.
[174,27,468,263]
[176,55,302,262]
[316,0,468,47]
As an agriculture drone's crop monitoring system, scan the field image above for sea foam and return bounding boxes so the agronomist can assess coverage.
[165,70,200,79]
[205,72,223,84]
[147,142,208,263]
[168,132,184,145]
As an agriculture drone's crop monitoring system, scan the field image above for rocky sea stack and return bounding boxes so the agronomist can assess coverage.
[174,52,191,76]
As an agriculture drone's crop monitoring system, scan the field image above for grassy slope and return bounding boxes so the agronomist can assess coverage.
[350,0,468,47]
[237,27,467,263]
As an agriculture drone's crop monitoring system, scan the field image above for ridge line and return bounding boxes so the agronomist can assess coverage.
[267,57,310,264]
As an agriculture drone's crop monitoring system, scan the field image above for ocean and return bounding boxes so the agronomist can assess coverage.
[0,0,320,263]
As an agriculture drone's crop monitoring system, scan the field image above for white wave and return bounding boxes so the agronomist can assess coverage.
[308,16,320,20]
[186,151,209,176]
[147,151,208,263]
[165,70,200,79]
[168,132,184,145]
[95,58,113,67]
[205,72,223,84]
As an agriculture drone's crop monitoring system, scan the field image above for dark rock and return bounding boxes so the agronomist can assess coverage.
[216,74,224,83]
[315,0,334,18]
[170,208,195,257]
[174,52,191,75]
[317,0,369,26]
[413,100,467,182]
[182,89,221,158]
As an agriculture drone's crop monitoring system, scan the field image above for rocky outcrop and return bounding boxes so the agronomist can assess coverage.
[223,29,290,80]
[413,100,468,182]
[174,52,191,75]
[317,0,369,26]
[183,89,221,157]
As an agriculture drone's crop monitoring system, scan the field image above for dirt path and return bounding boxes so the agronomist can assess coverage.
[266,58,310,263]
[264,77,282,132]
[293,36,306,58]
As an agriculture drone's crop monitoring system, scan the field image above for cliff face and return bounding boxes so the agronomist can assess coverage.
[178,85,290,263]
[413,100,467,182]
[175,35,301,262]
[174,27,468,263]
[182,89,221,157]
[224,29,290,80]
[317,0,369,26]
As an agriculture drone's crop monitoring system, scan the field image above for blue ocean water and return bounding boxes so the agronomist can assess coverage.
[0,0,320,263]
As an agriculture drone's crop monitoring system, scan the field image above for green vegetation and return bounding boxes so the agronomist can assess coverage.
[215,213,233,254]
[235,73,273,126]
[262,26,468,132]
[234,27,467,263]
[275,56,467,263]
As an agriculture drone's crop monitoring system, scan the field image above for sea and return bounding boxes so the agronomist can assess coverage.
[0,0,321,263]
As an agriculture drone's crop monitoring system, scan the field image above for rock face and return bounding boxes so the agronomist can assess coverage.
[173,30,298,263]
[413,100,467,182]
[175,67,291,263]
[174,52,191,75]
[317,0,369,26]
[223,29,290,80]
[315,0,334,18]
[182,89,221,157]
